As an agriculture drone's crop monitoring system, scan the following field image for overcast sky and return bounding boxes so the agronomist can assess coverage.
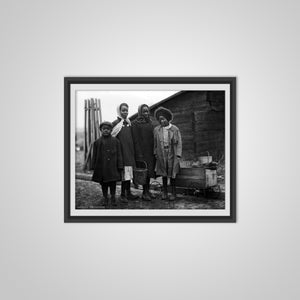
[76,90,178,130]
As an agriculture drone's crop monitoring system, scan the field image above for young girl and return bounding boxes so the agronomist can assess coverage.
[111,103,139,202]
[92,121,123,208]
[153,107,182,201]
[132,104,156,201]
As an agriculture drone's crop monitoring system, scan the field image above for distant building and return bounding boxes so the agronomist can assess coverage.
[130,91,225,161]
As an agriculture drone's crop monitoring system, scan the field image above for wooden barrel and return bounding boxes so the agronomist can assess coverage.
[176,167,217,189]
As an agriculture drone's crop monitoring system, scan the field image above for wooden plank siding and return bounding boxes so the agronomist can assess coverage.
[130,91,225,161]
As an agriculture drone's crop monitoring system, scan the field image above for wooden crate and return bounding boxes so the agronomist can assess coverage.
[176,167,217,189]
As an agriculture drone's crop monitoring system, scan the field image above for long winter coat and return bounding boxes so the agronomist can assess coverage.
[92,136,123,183]
[112,118,136,168]
[153,124,182,178]
[132,117,156,178]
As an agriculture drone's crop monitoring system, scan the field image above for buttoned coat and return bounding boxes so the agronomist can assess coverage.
[112,118,136,168]
[92,136,123,183]
[132,117,156,178]
[153,124,182,178]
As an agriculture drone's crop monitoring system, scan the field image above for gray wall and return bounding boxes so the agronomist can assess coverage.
[1,1,299,299]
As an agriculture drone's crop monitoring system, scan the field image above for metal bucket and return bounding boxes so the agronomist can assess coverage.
[133,161,148,185]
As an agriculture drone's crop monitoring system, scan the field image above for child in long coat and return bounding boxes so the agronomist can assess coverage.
[92,121,123,207]
[111,103,139,202]
[153,107,182,200]
[132,104,156,201]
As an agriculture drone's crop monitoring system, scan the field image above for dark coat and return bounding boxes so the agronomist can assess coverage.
[132,117,156,178]
[153,124,182,178]
[112,118,136,167]
[92,136,123,183]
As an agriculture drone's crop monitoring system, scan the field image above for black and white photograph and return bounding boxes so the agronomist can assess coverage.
[65,77,236,222]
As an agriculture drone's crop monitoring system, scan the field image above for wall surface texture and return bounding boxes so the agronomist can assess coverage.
[0,0,299,299]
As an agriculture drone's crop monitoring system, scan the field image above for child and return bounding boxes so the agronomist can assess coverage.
[111,103,139,202]
[92,121,123,208]
[132,104,156,201]
[153,107,182,201]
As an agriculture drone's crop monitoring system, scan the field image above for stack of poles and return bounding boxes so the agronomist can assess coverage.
[84,98,102,170]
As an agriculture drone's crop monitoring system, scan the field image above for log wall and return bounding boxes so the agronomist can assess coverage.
[149,91,225,161]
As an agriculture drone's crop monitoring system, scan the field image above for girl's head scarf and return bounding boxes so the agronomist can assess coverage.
[134,104,151,124]
[111,103,131,137]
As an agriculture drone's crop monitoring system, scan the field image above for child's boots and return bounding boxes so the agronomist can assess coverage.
[142,184,151,201]
[120,182,128,203]
[162,177,169,200]
[103,197,109,208]
[111,195,117,207]
[169,178,176,201]
[126,181,139,200]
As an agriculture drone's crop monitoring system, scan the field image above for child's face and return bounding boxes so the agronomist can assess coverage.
[101,125,112,137]
[120,105,128,119]
[159,115,169,127]
[142,106,150,120]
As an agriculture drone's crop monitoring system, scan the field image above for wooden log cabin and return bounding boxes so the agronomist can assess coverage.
[130,91,225,162]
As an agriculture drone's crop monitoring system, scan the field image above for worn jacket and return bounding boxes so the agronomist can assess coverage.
[92,136,123,183]
[153,124,182,178]
[112,118,136,167]
[132,117,156,178]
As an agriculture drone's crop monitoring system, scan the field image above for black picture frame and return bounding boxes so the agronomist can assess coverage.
[65,77,236,222]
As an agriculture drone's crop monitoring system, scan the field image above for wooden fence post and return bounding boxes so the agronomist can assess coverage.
[98,99,102,124]
[94,99,99,139]
[84,99,88,160]
[83,98,103,170]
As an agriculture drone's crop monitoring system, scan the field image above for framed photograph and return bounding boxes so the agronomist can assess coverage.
[65,77,236,222]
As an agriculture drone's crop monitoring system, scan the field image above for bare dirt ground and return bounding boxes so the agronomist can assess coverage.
[76,179,225,210]
[75,150,225,210]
